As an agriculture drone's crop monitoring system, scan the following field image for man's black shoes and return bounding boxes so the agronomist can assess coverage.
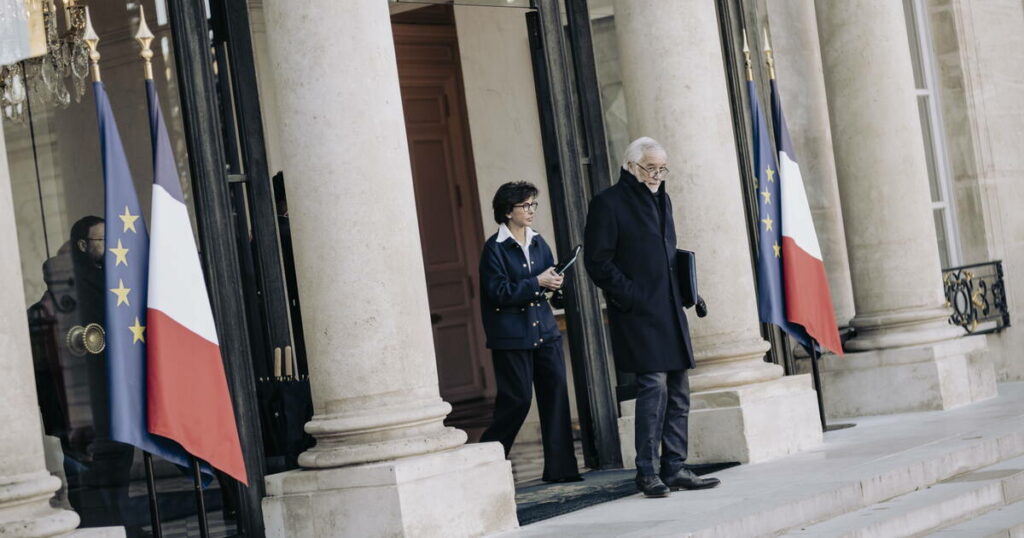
[635,473,670,498]
[661,468,721,491]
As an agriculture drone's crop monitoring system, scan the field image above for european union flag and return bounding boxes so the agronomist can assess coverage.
[94,80,192,469]
[748,79,810,349]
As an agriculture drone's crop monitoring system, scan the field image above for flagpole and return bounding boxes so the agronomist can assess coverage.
[143,453,164,538]
[192,456,211,538]
[762,25,854,434]
[809,340,827,430]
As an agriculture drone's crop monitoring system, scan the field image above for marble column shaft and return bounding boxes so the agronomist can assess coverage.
[765,0,856,328]
[815,0,962,350]
[0,124,79,536]
[610,0,822,465]
[260,0,465,469]
[613,0,776,390]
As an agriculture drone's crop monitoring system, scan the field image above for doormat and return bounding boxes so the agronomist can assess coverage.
[515,462,739,526]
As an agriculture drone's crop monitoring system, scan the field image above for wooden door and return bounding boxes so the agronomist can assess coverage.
[393,21,494,406]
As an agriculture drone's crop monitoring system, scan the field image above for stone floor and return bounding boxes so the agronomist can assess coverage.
[494,381,1024,537]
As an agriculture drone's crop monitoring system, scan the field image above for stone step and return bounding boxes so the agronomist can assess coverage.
[929,499,1024,537]
[780,455,1024,538]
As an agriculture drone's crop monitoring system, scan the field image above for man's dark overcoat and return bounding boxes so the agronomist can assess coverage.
[584,169,696,373]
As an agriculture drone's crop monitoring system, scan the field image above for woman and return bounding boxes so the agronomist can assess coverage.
[478,181,582,483]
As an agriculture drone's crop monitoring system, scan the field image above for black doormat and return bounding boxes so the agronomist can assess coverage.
[515,462,739,525]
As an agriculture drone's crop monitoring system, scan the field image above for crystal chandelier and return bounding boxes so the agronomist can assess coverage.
[1,0,89,123]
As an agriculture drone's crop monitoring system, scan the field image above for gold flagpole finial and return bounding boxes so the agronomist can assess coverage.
[742,30,753,81]
[83,7,101,82]
[135,5,155,80]
[763,27,776,80]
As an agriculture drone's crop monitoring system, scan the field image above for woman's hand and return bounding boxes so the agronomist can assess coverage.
[537,267,564,291]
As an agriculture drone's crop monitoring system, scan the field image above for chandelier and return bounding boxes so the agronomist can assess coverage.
[1,0,89,123]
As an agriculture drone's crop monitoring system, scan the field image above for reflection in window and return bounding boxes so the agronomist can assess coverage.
[6,1,234,535]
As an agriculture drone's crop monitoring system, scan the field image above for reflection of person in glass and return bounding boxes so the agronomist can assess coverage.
[31,216,137,528]
[70,216,137,528]
[478,182,582,483]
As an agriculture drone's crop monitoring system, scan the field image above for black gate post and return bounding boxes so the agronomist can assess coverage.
[527,1,621,470]
[166,1,267,535]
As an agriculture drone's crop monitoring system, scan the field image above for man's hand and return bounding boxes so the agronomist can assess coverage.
[538,267,564,291]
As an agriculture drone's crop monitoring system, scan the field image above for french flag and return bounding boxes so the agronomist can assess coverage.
[145,79,248,484]
[770,80,843,356]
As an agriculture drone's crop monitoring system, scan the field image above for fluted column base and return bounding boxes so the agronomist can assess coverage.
[264,443,518,538]
[846,306,965,351]
[798,334,996,418]
[690,337,777,392]
[298,393,466,469]
[0,471,79,537]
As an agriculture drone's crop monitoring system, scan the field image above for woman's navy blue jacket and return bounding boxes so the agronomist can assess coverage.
[479,232,562,350]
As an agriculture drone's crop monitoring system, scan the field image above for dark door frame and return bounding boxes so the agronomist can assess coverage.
[527,0,622,470]
[166,0,269,535]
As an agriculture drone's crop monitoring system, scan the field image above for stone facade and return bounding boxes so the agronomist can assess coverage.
[0,0,1022,536]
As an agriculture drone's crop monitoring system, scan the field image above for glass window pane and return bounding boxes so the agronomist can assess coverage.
[588,1,629,176]
[4,1,236,535]
[934,209,951,268]
[917,95,942,203]
[903,0,926,89]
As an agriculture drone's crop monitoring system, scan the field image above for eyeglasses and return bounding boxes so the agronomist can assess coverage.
[85,237,104,242]
[632,162,671,179]
[513,202,539,213]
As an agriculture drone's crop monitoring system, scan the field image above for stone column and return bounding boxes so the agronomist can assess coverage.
[258,2,516,536]
[611,0,822,465]
[0,124,80,536]
[764,0,856,328]
[814,0,995,417]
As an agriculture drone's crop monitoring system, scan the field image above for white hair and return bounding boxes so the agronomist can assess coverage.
[621,137,666,170]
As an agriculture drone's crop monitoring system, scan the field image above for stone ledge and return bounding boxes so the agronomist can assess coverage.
[798,335,997,418]
[264,443,517,537]
[618,374,822,466]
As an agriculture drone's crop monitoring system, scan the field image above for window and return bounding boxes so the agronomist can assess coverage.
[904,0,961,267]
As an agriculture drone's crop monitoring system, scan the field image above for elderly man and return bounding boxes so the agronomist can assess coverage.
[584,137,720,497]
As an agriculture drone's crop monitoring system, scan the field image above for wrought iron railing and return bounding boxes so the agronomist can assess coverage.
[942,260,1010,335]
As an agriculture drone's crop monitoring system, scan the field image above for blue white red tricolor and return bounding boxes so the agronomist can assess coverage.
[769,80,843,356]
[145,79,248,484]
[95,80,194,469]
[749,76,843,356]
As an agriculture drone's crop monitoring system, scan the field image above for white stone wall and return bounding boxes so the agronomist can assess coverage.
[926,0,1024,380]
[453,6,556,250]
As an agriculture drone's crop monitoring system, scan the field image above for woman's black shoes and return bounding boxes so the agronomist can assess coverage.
[635,473,670,498]
[542,475,584,483]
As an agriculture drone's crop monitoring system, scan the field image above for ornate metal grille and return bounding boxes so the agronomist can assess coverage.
[943,260,1010,335]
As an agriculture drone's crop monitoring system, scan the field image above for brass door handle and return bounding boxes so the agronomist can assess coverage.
[67,323,106,356]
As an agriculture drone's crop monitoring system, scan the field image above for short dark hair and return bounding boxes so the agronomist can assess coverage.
[492,181,539,225]
[70,215,104,245]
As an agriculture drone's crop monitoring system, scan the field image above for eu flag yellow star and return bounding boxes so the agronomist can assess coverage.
[129,317,146,344]
[119,206,140,233]
[761,216,774,231]
[766,168,776,182]
[760,190,772,204]
[773,242,781,258]
[109,239,129,267]
[109,279,131,306]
